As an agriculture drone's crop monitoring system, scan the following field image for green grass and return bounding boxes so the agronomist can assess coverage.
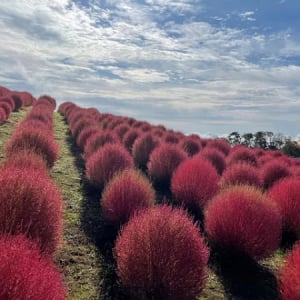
[0,110,290,300]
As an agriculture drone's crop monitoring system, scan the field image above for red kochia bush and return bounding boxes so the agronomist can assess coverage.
[115,205,209,300]
[0,235,66,300]
[205,186,282,260]
[180,137,202,156]
[268,178,300,236]
[76,126,100,149]
[171,157,219,212]
[132,133,160,170]
[147,143,188,189]
[122,129,140,153]
[0,96,15,111]
[226,147,258,167]
[0,166,63,255]
[86,143,134,189]
[0,108,6,123]
[207,139,231,156]
[83,130,120,160]
[10,92,24,111]
[261,160,292,189]
[102,169,155,226]
[220,163,262,189]
[5,127,59,168]
[279,244,300,300]
[0,102,12,119]
[200,148,226,175]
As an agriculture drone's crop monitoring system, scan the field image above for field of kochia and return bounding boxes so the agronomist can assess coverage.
[0,84,300,300]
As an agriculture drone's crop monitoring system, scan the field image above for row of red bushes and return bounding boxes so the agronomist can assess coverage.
[58,101,300,299]
[0,92,66,299]
[0,85,36,124]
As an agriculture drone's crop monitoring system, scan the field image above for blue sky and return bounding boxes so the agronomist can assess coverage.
[0,0,299,137]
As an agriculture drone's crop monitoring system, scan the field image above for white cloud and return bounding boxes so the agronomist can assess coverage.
[0,0,299,135]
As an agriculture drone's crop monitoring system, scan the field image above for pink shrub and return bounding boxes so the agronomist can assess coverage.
[0,85,10,96]
[115,205,209,300]
[180,137,202,156]
[261,160,292,189]
[0,108,6,123]
[279,244,300,300]
[76,126,100,149]
[5,127,59,168]
[164,132,180,144]
[207,139,231,156]
[0,96,15,111]
[220,163,262,189]
[38,95,56,110]
[0,102,12,119]
[132,133,160,170]
[122,129,140,153]
[10,92,24,111]
[83,130,120,160]
[114,124,130,140]
[70,117,96,138]
[0,166,63,255]
[102,169,155,225]
[86,143,134,189]
[171,157,219,212]
[205,185,282,260]
[0,235,66,300]
[268,178,300,236]
[226,147,258,167]
[147,143,188,189]
[200,148,226,175]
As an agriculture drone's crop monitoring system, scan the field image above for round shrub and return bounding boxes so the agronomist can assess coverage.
[207,139,231,156]
[200,148,226,175]
[38,95,56,110]
[220,163,262,189]
[268,178,300,236]
[0,166,63,255]
[132,133,160,170]
[0,235,66,300]
[70,117,96,139]
[0,102,12,119]
[147,143,188,190]
[5,128,59,168]
[0,96,15,111]
[205,185,282,260]
[261,160,292,189]
[115,205,209,300]
[226,147,258,167]
[114,124,130,140]
[122,129,140,153]
[171,157,219,212]
[10,92,24,111]
[163,132,180,144]
[279,244,300,300]
[76,126,100,149]
[2,150,48,173]
[83,130,120,160]
[180,137,202,156]
[0,108,6,122]
[86,143,134,189]
[0,85,10,96]
[102,169,155,226]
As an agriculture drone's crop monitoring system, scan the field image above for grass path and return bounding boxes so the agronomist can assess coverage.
[52,112,104,300]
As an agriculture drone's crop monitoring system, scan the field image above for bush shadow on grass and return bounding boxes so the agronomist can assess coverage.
[66,134,129,300]
[209,245,280,300]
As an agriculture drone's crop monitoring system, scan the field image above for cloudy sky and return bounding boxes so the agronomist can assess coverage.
[0,0,300,136]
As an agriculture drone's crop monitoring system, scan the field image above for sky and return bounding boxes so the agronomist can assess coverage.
[0,0,300,137]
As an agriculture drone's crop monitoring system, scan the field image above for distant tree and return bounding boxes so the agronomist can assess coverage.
[241,133,254,148]
[254,131,267,149]
[228,132,241,146]
[282,141,300,157]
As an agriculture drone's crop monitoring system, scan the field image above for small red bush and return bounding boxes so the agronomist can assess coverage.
[0,235,66,300]
[132,133,160,170]
[10,92,24,111]
[205,185,282,260]
[5,128,59,168]
[115,205,209,300]
[0,102,12,119]
[147,143,188,189]
[171,157,219,212]
[226,147,258,167]
[83,130,120,160]
[86,143,134,189]
[261,160,292,189]
[279,244,300,300]
[207,139,231,156]
[122,129,140,153]
[114,124,130,140]
[70,117,96,138]
[220,163,262,189]
[0,166,63,255]
[0,108,6,123]
[268,178,300,235]
[180,137,202,156]
[102,169,155,225]
[76,126,100,149]
[200,148,226,175]
[0,96,15,111]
